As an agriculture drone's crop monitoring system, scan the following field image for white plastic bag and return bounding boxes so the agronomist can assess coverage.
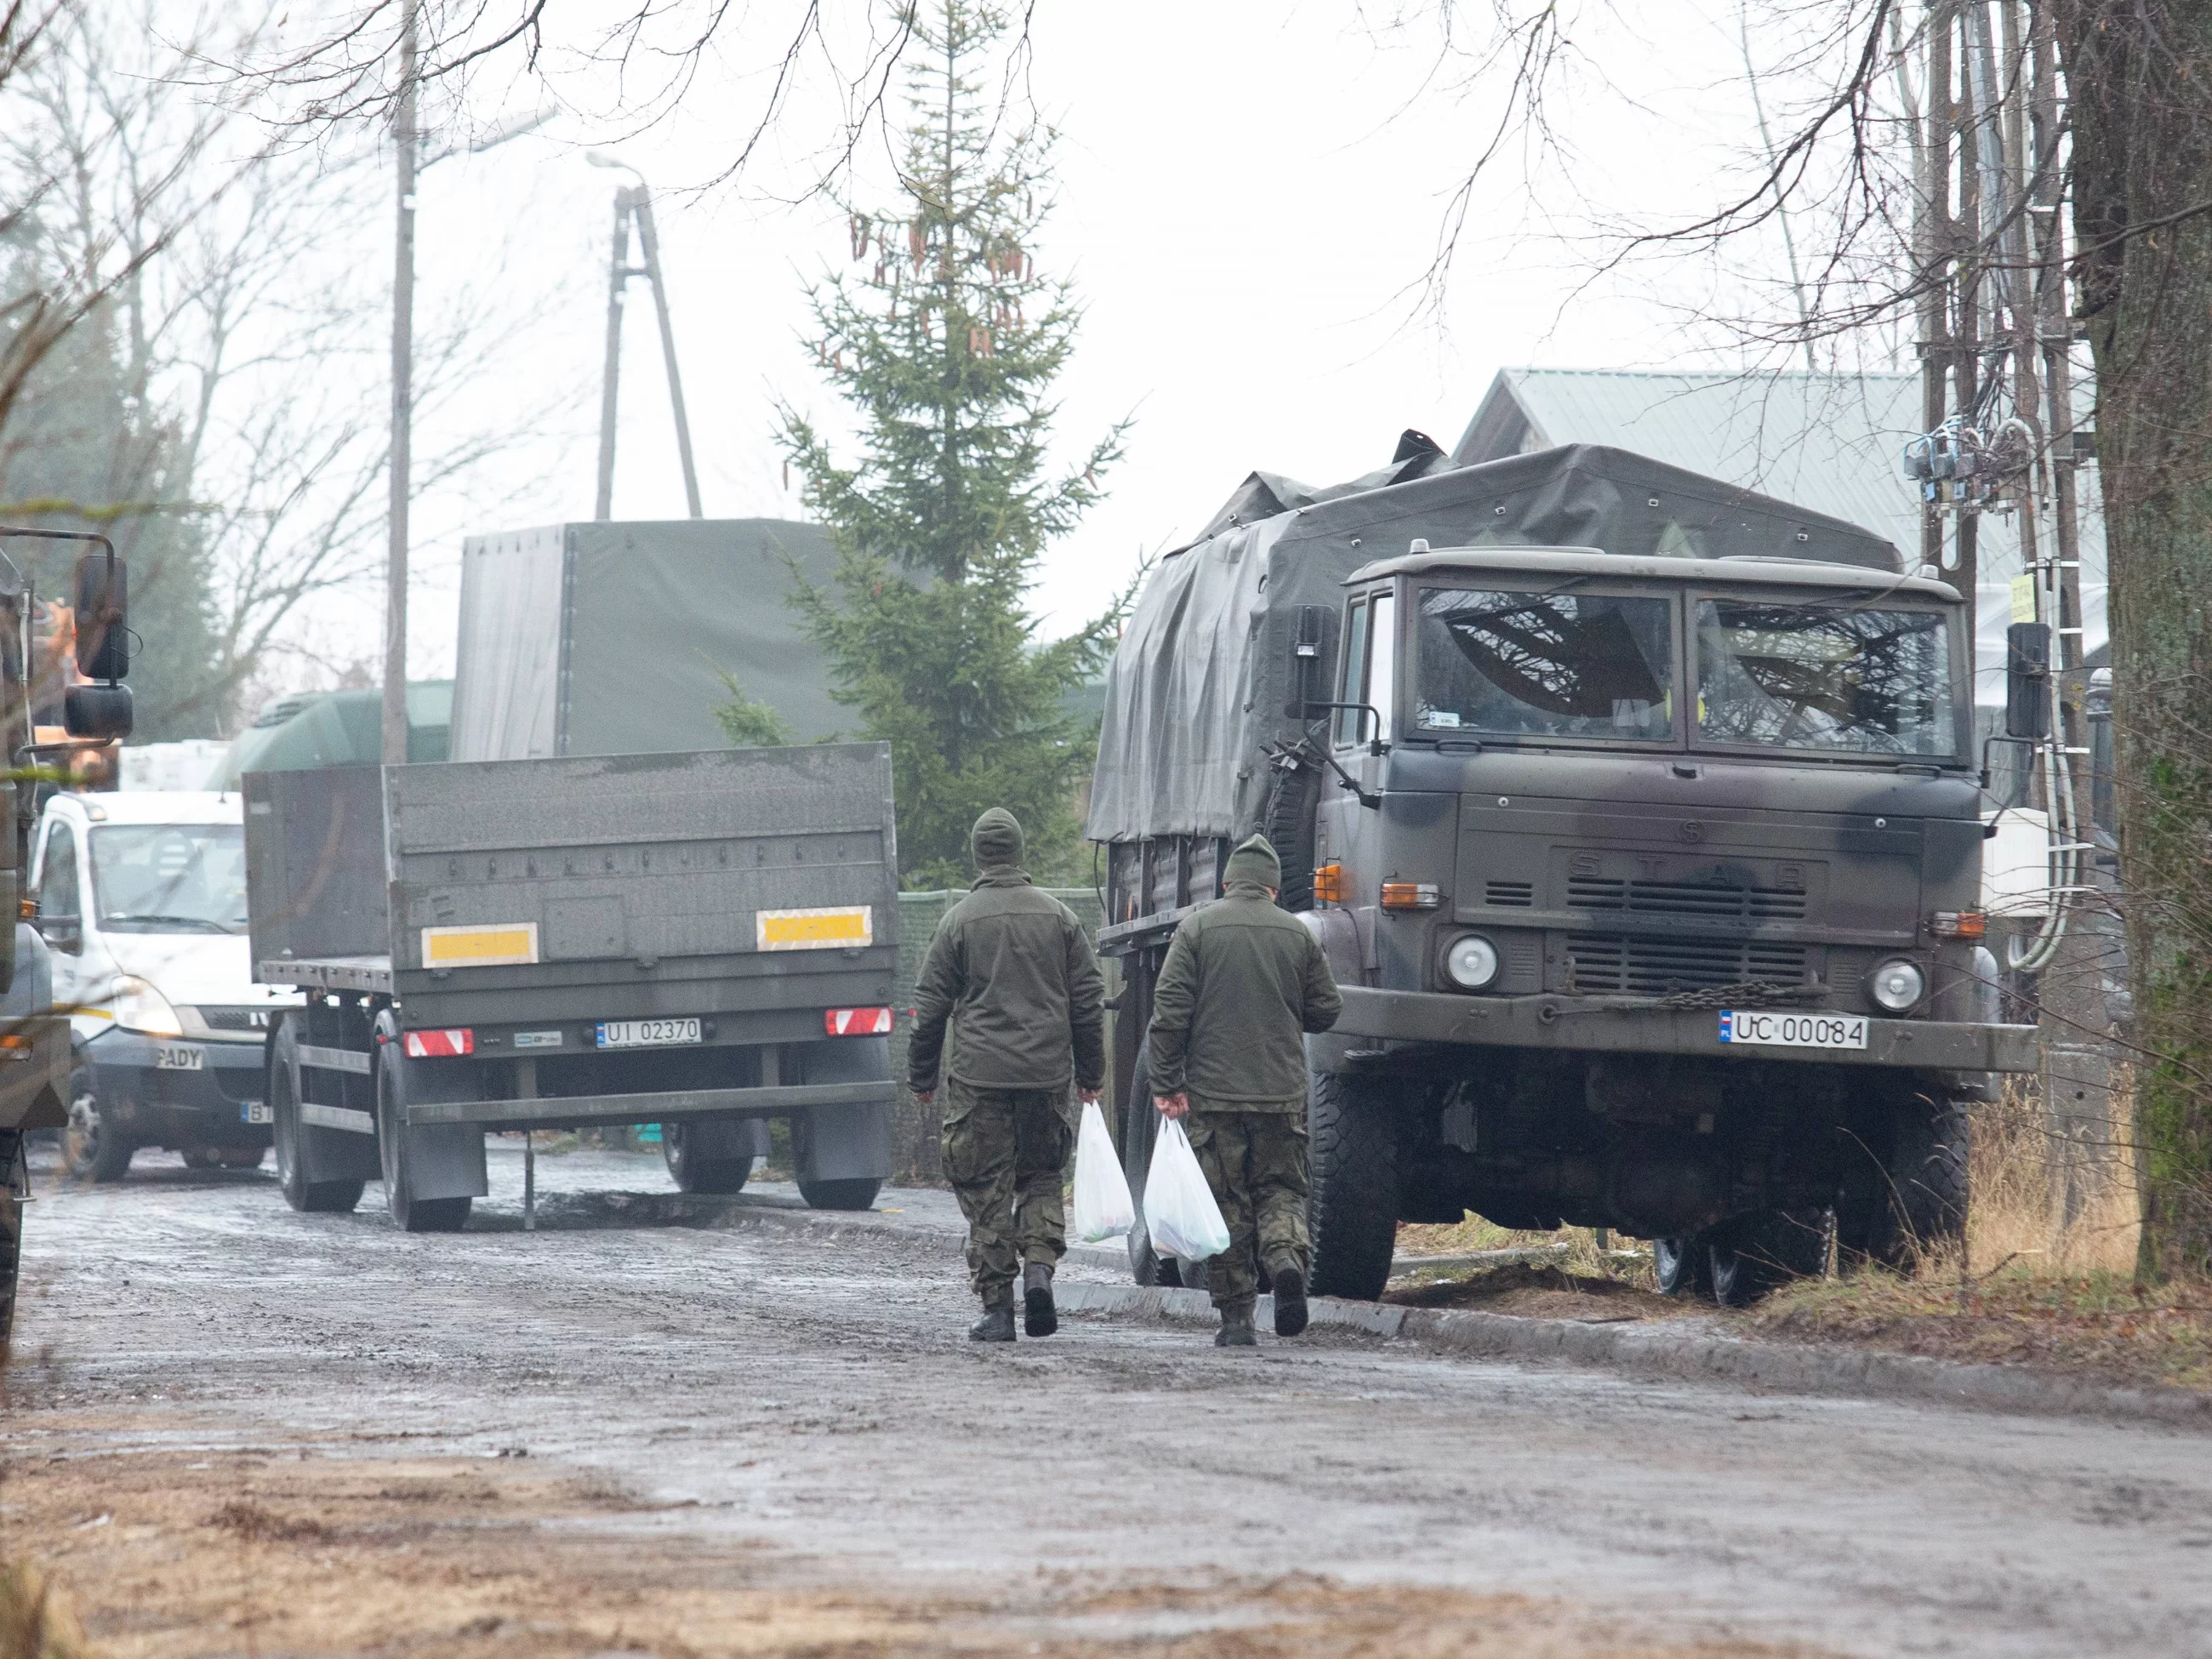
[1070,1099,1136,1242]
[1144,1115,1232,1262]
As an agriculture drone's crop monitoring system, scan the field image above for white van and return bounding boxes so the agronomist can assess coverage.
[31,792,302,1180]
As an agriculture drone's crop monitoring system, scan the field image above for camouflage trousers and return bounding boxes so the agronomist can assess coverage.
[1185,1106,1310,1311]
[940,1080,1075,1307]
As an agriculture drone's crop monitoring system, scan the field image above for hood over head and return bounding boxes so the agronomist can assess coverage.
[971,807,1025,869]
[1225,833,1281,891]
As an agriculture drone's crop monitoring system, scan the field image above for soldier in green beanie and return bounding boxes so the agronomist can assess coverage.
[1147,833,1343,1346]
[909,808,1106,1342]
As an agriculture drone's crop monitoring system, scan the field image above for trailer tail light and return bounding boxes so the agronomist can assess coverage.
[825,1006,893,1036]
[403,1029,474,1058]
[1313,863,1345,904]
[1930,910,1987,941]
[1380,881,1441,911]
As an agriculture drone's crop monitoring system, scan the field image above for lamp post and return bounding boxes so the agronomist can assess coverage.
[585,153,703,521]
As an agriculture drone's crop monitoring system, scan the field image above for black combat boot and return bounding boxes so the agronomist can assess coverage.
[969,1299,1016,1343]
[1022,1262,1058,1337]
[1214,1305,1257,1348]
[1268,1257,1308,1337]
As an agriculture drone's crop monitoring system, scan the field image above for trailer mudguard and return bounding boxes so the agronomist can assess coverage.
[791,1035,894,1183]
[373,1013,487,1202]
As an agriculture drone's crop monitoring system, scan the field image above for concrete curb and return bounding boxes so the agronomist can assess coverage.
[1054,1281,2212,1429]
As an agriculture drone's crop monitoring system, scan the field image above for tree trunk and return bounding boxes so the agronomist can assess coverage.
[2058,0,2212,1279]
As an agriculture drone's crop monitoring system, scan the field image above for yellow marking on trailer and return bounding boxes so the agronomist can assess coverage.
[756,906,872,951]
[421,923,540,968]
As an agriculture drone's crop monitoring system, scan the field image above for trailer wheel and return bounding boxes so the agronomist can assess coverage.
[662,1123,750,1194]
[375,1049,470,1233]
[1878,1094,1971,1266]
[797,1177,881,1211]
[60,1063,133,1183]
[1707,1208,1829,1307]
[1121,1052,1181,1288]
[271,1035,363,1214]
[1,1132,22,1344]
[1307,1068,1400,1302]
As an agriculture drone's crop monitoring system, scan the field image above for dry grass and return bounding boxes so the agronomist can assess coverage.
[0,1560,91,1659]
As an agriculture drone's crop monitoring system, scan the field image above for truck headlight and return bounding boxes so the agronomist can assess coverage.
[1868,959,1925,1012]
[1445,934,1500,990]
[112,974,185,1037]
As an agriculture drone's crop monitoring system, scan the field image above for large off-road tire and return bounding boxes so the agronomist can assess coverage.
[1122,1051,1181,1288]
[1653,1235,1708,1298]
[797,1177,881,1211]
[60,1063,133,1183]
[1707,1208,1830,1307]
[272,1040,364,1214]
[1,1132,22,1344]
[376,1048,470,1233]
[663,1122,750,1194]
[1263,759,1323,914]
[1878,1095,1971,1266]
[1306,1068,1400,1302]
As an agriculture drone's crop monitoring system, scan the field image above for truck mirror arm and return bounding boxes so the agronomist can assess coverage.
[1289,715,1383,810]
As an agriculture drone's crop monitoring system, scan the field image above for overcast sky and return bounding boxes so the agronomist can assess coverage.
[309,1,1863,686]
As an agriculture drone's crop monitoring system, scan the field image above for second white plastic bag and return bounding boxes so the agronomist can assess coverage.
[1070,1098,1136,1242]
[1144,1115,1232,1261]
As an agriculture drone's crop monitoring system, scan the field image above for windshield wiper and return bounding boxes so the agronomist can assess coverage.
[100,914,237,934]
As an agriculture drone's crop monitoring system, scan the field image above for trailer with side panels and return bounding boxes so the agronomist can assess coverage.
[245,744,898,1231]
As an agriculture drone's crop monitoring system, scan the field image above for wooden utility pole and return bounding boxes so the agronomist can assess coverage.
[383,0,418,767]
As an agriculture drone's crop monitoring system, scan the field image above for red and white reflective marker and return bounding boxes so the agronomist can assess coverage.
[403,1029,474,1058]
[824,1006,892,1037]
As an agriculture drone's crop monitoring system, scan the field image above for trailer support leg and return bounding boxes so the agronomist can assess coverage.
[524,1131,536,1232]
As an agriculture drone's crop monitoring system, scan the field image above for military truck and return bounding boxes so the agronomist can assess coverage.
[1087,441,2038,1305]
[246,744,898,1230]
[1,528,134,1338]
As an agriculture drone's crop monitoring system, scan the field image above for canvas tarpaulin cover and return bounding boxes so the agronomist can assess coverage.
[451,518,845,762]
[1083,443,1902,846]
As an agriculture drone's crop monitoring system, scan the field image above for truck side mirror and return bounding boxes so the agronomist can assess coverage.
[1284,605,1335,719]
[2004,622,2050,741]
[63,682,132,741]
[74,547,128,681]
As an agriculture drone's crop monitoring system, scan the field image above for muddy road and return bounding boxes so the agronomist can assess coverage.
[6,1144,2209,1658]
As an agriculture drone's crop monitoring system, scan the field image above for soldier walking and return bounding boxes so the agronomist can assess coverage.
[1148,834,1342,1347]
[909,808,1106,1343]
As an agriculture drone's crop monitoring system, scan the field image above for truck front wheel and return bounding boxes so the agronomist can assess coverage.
[1307,1069,1400,1302]
[1879,1094,1971,1266]
[61,1064,133,1183]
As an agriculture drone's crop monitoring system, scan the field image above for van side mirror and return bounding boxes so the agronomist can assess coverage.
[2005,622,2050,741]
[37,912,80,953]
[74,548,129,681]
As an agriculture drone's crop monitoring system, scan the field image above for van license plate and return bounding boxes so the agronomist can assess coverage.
[596,1018,702,1050]
[1718,1011,1867,1050]
[155,1044,206,1070]
[241,1102,273,1124]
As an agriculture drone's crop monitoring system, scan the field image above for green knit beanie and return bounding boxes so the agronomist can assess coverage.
[971,807,1025,869]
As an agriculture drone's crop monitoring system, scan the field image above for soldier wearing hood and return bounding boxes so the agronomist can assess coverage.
[909,808,1107,1342]
[1147,834,1343,1346]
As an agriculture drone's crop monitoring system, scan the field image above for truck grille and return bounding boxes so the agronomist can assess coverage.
[1485,881,1535,908]
[1567,876,1807,921]
[1565,933,1810,995]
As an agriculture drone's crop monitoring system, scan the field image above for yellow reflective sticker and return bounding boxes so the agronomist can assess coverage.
[756,906,873,951]
[421,923,540,968]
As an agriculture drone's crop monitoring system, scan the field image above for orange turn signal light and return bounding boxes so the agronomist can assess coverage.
[1313,863,1345,904]
[1930,910,1987,940]
[1381,881,1441,911]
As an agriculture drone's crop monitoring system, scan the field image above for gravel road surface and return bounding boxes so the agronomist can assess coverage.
[6,1143,2209,1658]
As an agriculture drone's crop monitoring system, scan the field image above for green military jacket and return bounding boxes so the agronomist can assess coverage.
[1145,881,1343,1109]
[908,868,1107,1094]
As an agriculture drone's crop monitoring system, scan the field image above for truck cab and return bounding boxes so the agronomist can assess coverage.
[32,790,303,1179]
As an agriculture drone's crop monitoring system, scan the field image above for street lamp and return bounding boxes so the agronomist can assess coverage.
[584,152,703,522]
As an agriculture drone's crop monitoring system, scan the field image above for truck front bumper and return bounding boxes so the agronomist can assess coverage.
[85,1030,273,1147]
[1327,987,2039,1075]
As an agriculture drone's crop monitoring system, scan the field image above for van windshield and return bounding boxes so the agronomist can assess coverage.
[89,824,248,934]
[1415,588,1677,743]
[1696,600,1956,756]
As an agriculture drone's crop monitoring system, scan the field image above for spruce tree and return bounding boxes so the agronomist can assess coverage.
[779,0,1125,889]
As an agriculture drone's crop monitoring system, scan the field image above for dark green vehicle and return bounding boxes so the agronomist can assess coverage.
[1088,442,2037,1305]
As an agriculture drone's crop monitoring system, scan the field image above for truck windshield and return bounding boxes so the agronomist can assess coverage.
[1415,588,1676,742]
[89,824,248,934]
[1696,600,1956,756]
